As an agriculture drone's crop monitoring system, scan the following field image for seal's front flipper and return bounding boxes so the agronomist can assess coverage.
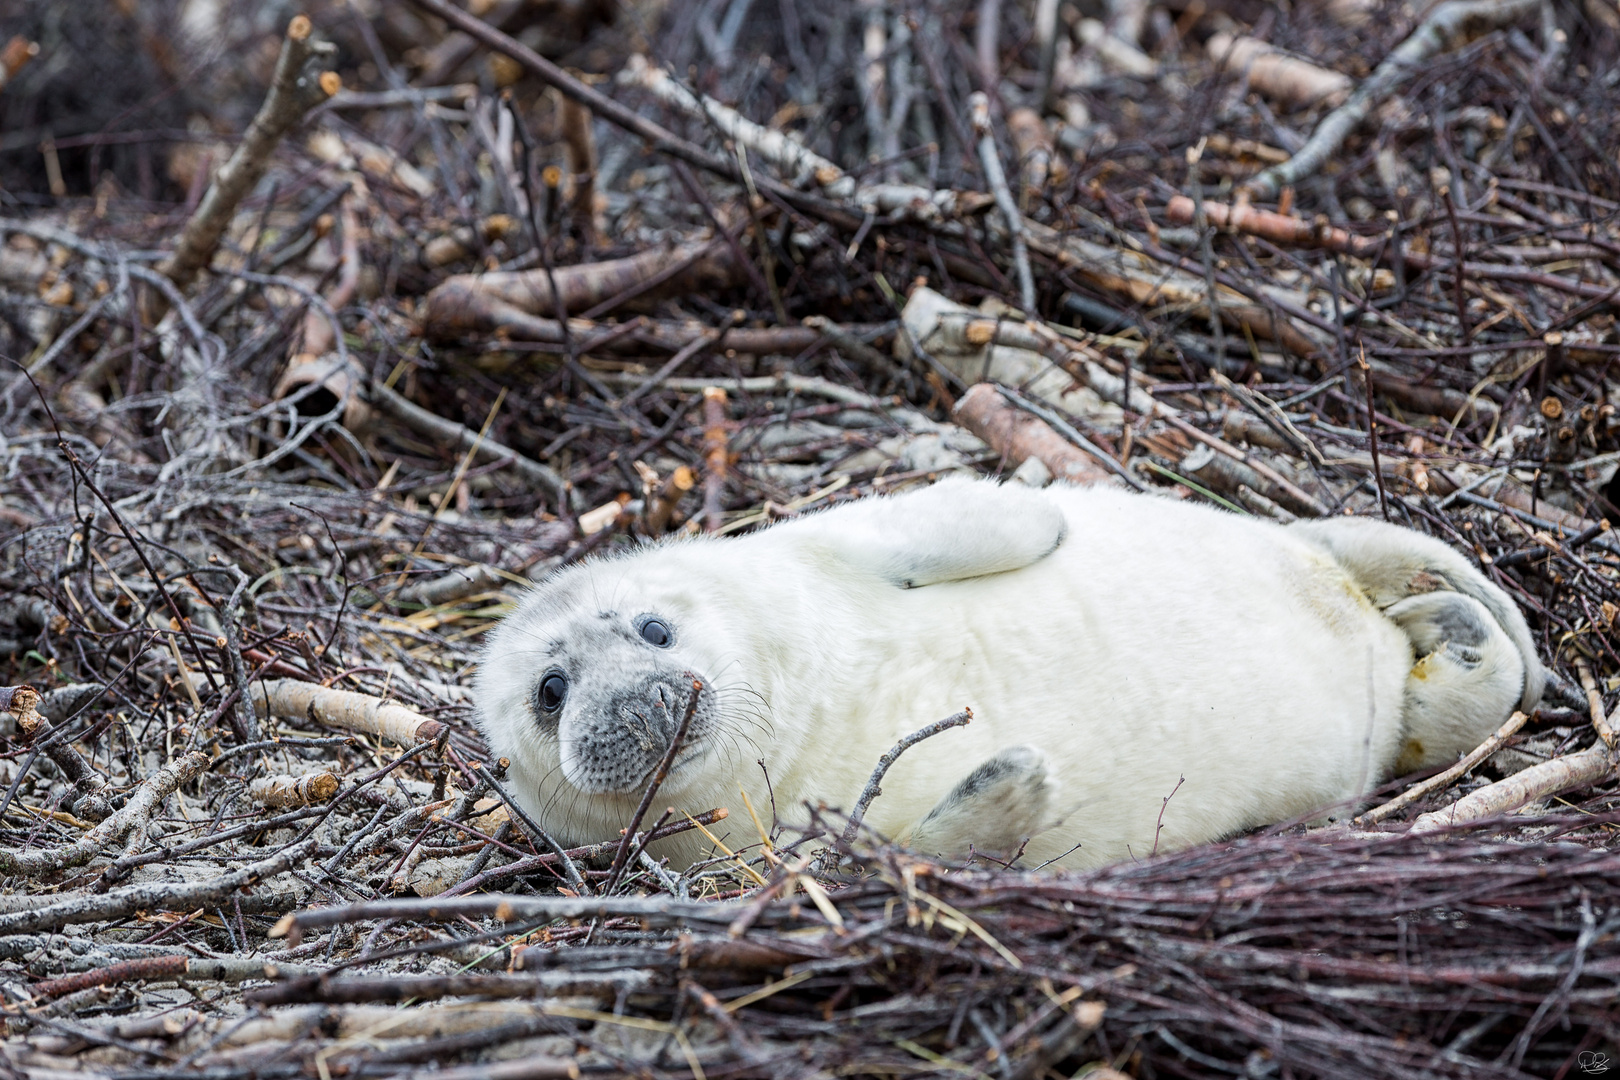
[908,745,1054,858]
[798,476,1067,588]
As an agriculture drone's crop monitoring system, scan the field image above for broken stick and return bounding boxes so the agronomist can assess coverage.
[250,679,447,747]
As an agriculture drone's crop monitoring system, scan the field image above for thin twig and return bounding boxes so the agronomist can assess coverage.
[1357,348,1390,520]
[479,769,587,893]
[1357,711,1528,825]
[840,709,973,846]
[970,93,1036,314]
[604,680,702,893]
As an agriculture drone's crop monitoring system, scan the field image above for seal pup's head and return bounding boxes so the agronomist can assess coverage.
[474,541,767,845]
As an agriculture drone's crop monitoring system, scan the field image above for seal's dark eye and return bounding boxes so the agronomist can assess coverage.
[638,617,673,648]
[538,672,568,712]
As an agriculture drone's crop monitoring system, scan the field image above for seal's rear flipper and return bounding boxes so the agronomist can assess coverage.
[795,476,1067,588]
[1290,516,1544,712]
[1290,515,1543,772]
[1385,591,1526,771]
[908,744,1053,858]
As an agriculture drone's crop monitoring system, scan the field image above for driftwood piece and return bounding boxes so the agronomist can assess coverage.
[249,679,447,747]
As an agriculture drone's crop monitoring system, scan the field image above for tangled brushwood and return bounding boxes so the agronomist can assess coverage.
[0,0,1618,1075]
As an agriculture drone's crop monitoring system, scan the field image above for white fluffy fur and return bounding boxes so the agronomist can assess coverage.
[475,479,1541,869]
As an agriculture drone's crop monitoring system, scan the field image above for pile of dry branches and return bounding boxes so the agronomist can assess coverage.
[0,0,1618,1074]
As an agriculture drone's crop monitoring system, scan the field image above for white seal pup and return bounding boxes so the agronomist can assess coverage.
[475,478,1542,870]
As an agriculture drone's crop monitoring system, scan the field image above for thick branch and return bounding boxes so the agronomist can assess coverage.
[250,679,446,748]
[157,17,337,291]
[1410,744,1617,833]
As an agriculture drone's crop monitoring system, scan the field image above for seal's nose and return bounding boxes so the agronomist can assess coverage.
[560,676,689,794]
[612,684,679,755]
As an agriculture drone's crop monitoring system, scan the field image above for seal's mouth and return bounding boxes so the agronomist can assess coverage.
[612,744,707,796]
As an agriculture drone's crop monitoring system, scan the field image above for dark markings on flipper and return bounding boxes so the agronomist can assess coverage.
[1424,594,1491,649]
[923,755,1019,819]
[1287,515,1545,711]
[910,745,1053,857]
[1387,591,1493,657]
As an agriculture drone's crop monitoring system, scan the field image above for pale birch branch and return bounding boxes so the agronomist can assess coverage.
[1245,0,1544,198]
[250,679,447,747]
[1358,712,1528,825]
[1409,744,1617,833]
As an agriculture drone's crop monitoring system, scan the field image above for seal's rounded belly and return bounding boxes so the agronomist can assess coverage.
[474,477,1541,870]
